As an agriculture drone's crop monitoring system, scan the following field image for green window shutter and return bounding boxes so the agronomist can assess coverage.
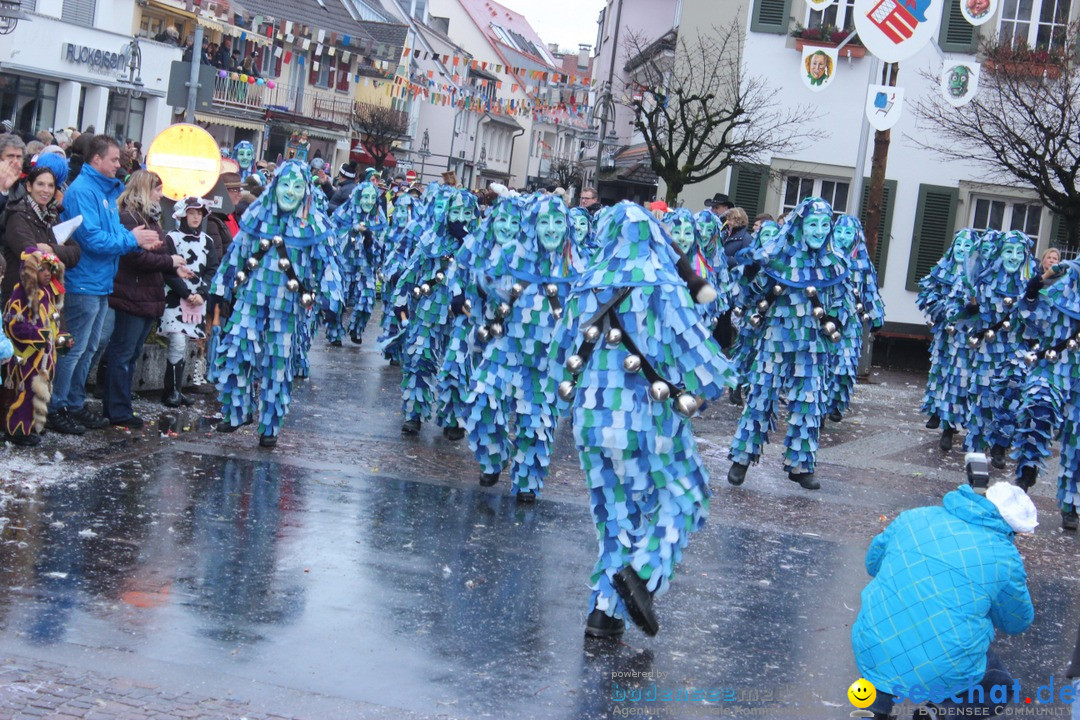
[906,184,959,291]
[1049,212,1077,253]
[938,0,978,53]
[750,0,792,35]
[729,163,769,220]
[859,178,897,287]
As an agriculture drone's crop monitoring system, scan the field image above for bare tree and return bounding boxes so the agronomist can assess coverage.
[547,156,585,190]
[353,102,408,171]
[624,19,821,205]
[913,34,1080,246]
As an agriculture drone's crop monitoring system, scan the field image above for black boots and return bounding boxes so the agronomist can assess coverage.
[1063,507,1079,532]
[788,471,821,490]
[939,428,955,451]
[728,385,743,406]
[827,410,843,423]
[163,361,194,408]
[1017,465,1037,492]
[925,414,941,429]
[727,462,748,486]
[585,608,625,638]
[479,471,500,487]
[989,444,1008,469]
[259,435,277,448]
[443,426,464,441]
[612,567,659,636]
[401,417,421,435]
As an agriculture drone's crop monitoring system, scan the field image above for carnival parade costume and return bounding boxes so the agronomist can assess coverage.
[728,220,780,386]
[378,195,419,365]
[466,194,581,498]
[327,180,388,346]
[665,208,729,325]
[824,216,885,423]
[551,201,736,638]
[569,206,598,261]
[918,229,977,448]
[209,160,344,447]
[727,197,849,490]
[234,141,256,181]
[2,250,64,443]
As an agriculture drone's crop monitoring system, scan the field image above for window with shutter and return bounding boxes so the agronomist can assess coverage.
[751,0,792,34]
[22,0,36,11]
[1049,213,1080,259]
[938,0,978,53]
[729,164,769,220]
[61,0,95,26]
[906,184,959,291]
[859,178,897,287]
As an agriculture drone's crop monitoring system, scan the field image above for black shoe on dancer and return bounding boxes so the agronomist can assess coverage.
[989,444,1008,469]
[939,428,955,451]
[1017,465,1037,493]
[788,471,821,490]
[926,414,941,430]
[612,567,658,636]
[727,462,748,486]
[585,609,625,639]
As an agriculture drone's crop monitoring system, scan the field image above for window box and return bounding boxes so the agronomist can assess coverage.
[982,57,1062,80]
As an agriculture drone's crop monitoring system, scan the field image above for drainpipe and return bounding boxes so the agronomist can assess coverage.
[507,125,525,189]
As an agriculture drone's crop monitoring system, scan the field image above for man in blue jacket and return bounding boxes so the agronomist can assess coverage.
[47,135,161,435]
[852,482,1036,718]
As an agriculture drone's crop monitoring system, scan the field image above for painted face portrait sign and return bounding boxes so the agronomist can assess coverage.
[961,0,996,25]
[865,84,905,131]
[940,62,980,107]
[801,47,838,92]
[854,0,944,63]
[807,0,838,8]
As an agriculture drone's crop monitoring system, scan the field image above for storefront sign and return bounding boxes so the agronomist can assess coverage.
[62,43,130,75]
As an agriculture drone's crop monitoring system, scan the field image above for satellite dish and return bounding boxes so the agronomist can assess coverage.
[146,123,222,201]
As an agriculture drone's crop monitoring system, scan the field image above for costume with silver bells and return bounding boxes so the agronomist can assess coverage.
[327,180,387,346]
[209,160,344,447]
[551,201,737,638]
[378,194,420,365]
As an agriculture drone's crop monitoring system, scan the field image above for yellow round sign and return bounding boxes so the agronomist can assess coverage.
[146,123,222,201]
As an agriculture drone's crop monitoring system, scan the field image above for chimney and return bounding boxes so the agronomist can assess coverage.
[578,44,590,70]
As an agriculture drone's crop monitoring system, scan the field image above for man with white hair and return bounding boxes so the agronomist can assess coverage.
[852,482,1036,718]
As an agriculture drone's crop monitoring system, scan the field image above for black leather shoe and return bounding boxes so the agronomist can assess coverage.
[828,410,843,423]
[990,444,1008,469]
[6,433,41,446]
[1063,508,1079,532]
[350,333,363,345]
[516,490,536,503]
[585,609,625,638]
[727,462,748,486]
[728,386,743,406]
[479,471,500,487]
[110,415,145,429]
[329,339,343,347]
[925,414,941,429]
[47,410,86,436]
[71,406,110,430]
[443,426,465,441]
[1017,465,1037,492]
[216,417,252,433]
[788,471,821,490]
[259,435,277,448]
[612,567,658,637]
[401,418,421,435]
[939,428,955,451]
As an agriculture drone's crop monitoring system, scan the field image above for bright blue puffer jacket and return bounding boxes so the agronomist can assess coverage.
[61,164,137,295]
[852,485,1034,699]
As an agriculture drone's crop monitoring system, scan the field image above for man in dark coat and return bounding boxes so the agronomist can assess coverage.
[328,161,358,212]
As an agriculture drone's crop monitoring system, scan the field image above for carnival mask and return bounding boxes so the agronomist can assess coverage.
[492,208,521,245]
[275,168,307,214]
[431,195,450,221]
[832,223,858,255]
[953,233,974,261]
[572,214,590,244]
[448,196,470,224]
[235,144,254,169]
[696,215,717,240]
[802,212,832,250]
[670,219,696,254]
[536,210,567,252]
[979,234,999,258]
[359,185,378,214]
[1001,241,1026,274]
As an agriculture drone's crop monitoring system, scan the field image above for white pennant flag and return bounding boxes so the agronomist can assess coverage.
[865,84,905,130]
[940,61,980,107]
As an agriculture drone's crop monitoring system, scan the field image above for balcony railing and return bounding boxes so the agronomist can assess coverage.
[212,76,357,127]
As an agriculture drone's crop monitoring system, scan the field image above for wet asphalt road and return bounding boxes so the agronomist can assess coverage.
[1,320,1079,719]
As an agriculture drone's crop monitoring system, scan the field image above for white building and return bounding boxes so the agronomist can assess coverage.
[0,0,180,144]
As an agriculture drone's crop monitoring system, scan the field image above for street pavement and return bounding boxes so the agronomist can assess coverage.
[1,321,1079,720]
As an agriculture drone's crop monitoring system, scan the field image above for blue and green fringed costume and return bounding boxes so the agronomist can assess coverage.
[550,202,737,625]
[466,195,581,496]
[569,206,599,261]
[728,197,849,479]
[824,216,885,420]
[378,195,422,364]
[291,178,334,380]
[728,220,780,382]
[324,180,387,344]
[209,160,344,440]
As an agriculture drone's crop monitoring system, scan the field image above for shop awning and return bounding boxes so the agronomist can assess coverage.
[195,112,265,132]
[350,139,397,169]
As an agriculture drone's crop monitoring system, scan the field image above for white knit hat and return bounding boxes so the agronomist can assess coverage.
[986,482,1038,534]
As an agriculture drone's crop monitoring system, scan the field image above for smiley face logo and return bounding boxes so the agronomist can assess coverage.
[847,678,877,708]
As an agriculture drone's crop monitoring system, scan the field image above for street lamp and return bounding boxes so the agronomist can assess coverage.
[417,129,431,184]
[115,37,144,144]
[476,144,487,173]
[0,1,27,35]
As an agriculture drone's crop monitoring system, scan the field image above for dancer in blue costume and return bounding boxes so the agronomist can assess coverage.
[377,194,417,365]
[726,219,781,407]
[210,160,344,447]
[234,141,256,181]
[551,201,736,639]
[395,186,470,435]
[918,229,978,450]
[326,181,388,346]
[823,216,885,423]
[727,197,849,490]
[666,208,730,325]
[432,189,481,438]
[289,176,334,381]
[695,209,724,270]
[467,194,581,498]
[963,230,1036,464]
[569,206,598,260]
[1014,259,1080,530]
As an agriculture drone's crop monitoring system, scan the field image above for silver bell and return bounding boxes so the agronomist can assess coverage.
[649,381,670,402]
[861,313,871,323]
[259,238,271,251]
[489,322,504,338]
[1004,297,1015,307]
[299,293,315,309]
[772,285,783,296]
[674,393,699,418]
[830,331,841,342]
[805,286,817,298]
[435,271,446,284]
[272,235,284,246]
[278,257,291,272]
[945,324,957,336]
[749,314,762,327]
[1024,351,1038,366]
[553,306,564,319]
[1001,320,1012,331]
[855,303,865,313]
[286,279,300,293]
[412,286,422,299]
[420,283,432,296]
[984,329,996,342]
[557,380,577,402]
[511,282,525,298]
[246,257,259,270]
[732,307,744,317]
[477,326,491,343]
[812,306,825,319]
[757,300,769,313]
[968,335,981,348]
[623,354,642,373]
[605,328,623,346]
[463,299,472,313]
[566,354,585,374]
[584,326,601,343]
[823,321,837,334]
[1069,339,1078,351]
[235,270,247,284]
[1047,349,1060,362]
[497,302,512,319]
[545,283,559,297]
